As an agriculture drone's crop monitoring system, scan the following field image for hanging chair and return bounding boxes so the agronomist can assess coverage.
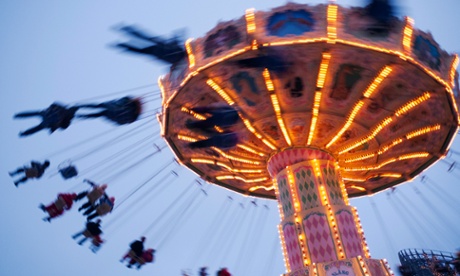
[58,160,78,179]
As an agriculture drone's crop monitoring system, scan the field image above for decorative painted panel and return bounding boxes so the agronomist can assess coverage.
[303,212,336,263]
[336,209,364,258]
[293,165,321,210]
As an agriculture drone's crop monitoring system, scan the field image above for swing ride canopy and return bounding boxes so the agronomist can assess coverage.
[158,3,459,199]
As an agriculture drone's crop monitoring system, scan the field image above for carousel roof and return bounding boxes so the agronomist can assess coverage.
[159,3,459,199]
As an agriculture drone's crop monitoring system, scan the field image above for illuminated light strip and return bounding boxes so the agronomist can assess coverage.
[338,92,430,154]
[363,66,393,98]
[375,124,439,154]
[212,147,262,165]
[378,173,402,178]
[251,39,258,50]
[399,152,430,160]
[270,94,292,146]
[394,92,431,116]
[352,208,370,258]
[336,169,350,205]
[206,79,235,105]
[449,54,459,87]
[342,177,366,182]
[344,153,376,163]
[326,66,393,148]
[316,160,345,258]
[180,106,207,120]
[248,185,274,192]
[308,53,331,145]
[245,8,256,34]
[358,255,370,276]
[349,185,366,191]
[406,124,441,139]
[317,167,345,259]
[287,167,300,213]
[262,37,327,47]
[190,158,264,173]
[177,134,198,142]
[316,53,332,89]
[273,178,284,220]
[237,144,266,157]
[312,263,318,276]
[383,259,394,275]
[338,116,393,154]
[402,17,414,53]
[327,4,338,41]
[343,152,429,171]
[378,138,404,155]
[216,175,268,183]
[263,68,275,91]
[307,91,322,145]
[242,118,277,150]
[263,69,292,146]
[278,224,290,271]
[185,38,195,68]
[286,167,309,266]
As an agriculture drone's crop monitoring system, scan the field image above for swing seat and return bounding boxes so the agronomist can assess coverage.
[59,165,78,179]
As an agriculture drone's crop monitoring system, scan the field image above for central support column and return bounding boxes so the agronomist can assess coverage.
[267,148,393,276]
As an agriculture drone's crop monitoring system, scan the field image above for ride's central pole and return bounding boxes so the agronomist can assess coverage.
[267,148,392,276]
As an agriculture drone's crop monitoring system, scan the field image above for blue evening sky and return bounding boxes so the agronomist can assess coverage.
[0,1,459,275]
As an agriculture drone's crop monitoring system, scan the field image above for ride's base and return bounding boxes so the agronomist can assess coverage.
[283,256,392,276]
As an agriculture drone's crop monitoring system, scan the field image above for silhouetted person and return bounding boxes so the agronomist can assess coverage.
[186,105,240,134]
[235,54,289,74]
[127,248,155,269]
[199,267,209,276]
[39,193,77,222]
[114,25,186,65]
[189,131,240,150]
[9,160,50,187]
[364,0,396,35]
[76,180,108,213]
[14,103,78,137]
[72,219,102,243]
[84,195,115,221]
[121,237,146,266]
[75,96,142,125]
[217,267,231,276]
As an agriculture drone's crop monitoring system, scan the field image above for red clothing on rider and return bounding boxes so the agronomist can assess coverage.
[43,193,76,218]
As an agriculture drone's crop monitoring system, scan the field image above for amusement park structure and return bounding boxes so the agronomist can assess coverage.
[398,248,458,275]
[157,2,459,275]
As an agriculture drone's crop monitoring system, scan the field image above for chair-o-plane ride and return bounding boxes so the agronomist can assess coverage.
[158,2,459,276]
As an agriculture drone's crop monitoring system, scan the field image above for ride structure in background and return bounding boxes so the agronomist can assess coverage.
[398,248,459,275]
[157,1,459,275]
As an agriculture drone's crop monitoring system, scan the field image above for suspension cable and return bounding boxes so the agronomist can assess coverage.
[83,136,162,181]
[388,191,432,245]
[66,84,159,105]
[369,197,397,256]
[103,168,180,233]
[70,118,155,162]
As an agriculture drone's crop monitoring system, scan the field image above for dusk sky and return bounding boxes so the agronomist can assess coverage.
[1,1,459,275]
